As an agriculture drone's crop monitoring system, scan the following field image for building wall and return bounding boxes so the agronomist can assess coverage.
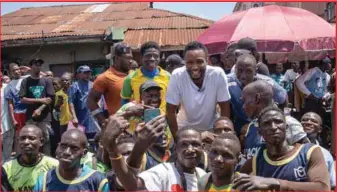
[2,43,109,76]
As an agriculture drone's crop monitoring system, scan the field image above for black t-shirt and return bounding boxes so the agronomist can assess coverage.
[19,76,55,122]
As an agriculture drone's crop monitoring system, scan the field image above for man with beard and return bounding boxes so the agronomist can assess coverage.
[6,63,27,154]
[241,80,301,160]
[88,43,133,127]
[33,129,109,191]
[166,41,231,139]
[228,54,287,134]
[235,107,330,191]
[2,125,58,191]
[121,41,170,112]
[19,58,55,156]
[101,115,206,191]
[199,133,241,191]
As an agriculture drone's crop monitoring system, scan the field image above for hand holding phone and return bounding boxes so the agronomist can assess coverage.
[144,108,161,123]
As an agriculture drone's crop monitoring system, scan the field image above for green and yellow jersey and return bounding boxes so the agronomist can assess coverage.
[2,155,58,191]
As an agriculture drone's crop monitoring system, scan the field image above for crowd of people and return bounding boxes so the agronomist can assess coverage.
[0,37,335,191]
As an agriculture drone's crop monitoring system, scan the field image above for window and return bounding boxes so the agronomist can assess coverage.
[242,4,247,10]
[326,2,336,22]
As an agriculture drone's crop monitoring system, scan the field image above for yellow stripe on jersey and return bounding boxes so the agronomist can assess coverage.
[56,166,96,184]
[263,144,304,166]
[98,178,108,192]
[306,145,320,161]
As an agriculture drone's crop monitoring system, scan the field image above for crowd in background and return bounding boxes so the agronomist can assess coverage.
[0,37,335,191]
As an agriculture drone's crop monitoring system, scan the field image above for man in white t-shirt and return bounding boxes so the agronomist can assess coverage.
[284,61,300,90]
[102,115,206,191]
[165,41,231,138]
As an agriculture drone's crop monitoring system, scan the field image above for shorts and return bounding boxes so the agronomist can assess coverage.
[14,113,26,134]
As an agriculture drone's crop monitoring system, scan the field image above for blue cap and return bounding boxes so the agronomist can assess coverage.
[322,57,331,64]
[77,65,92,73]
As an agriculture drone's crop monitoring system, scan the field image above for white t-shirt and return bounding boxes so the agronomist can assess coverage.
[139,162,206,191]
[284,69,300,83]
[166,66,231,131]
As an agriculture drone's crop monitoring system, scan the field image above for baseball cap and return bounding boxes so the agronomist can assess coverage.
[77,65,92,73]
[29,58,44,66]
[111,43,131,58]
[286,116,307,145]
[139,81,162,93]
[322,57,331,64]
[237,37,257,51]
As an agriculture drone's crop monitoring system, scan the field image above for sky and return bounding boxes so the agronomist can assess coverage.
[1,2,236,21]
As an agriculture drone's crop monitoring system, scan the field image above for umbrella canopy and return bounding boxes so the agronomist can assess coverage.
[197,5,335,62]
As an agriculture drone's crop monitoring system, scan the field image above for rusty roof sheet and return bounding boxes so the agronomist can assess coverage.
[1,2,213,48]
[124,29,207,48]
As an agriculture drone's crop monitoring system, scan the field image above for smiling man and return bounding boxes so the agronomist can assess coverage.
[2,125,58,191]
[101,114,207,191]
[236,107,330,191]
[33,129,109,191]
[166,41,231,139]
[121,41,170,112]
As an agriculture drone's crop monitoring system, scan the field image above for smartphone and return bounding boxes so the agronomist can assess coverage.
[144,108,161,123]
[144,108,163,144]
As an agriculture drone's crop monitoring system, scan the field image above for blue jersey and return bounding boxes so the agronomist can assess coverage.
[33,165,109,192]
[253,143,319,182]
[5,79,26,113]
[244,120,265,160]
[68,81,98,133]
[227,73,288,133]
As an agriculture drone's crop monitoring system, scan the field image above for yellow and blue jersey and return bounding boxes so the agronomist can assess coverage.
[33,165,109,192]
[2,155,58,191]
[252,143,319,181]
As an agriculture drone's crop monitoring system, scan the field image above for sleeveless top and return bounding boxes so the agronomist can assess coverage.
[253,143,319,182]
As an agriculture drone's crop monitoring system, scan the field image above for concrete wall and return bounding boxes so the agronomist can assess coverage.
[3,43,108,72]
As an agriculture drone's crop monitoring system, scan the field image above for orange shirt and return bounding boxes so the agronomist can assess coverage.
[93,67,127,115]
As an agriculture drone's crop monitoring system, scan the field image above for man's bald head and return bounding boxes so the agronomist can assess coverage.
[61,129,88,148]
[20,124,43,138]
[236,54,257,67]
[302,112,322,124]
[243,80,273,105]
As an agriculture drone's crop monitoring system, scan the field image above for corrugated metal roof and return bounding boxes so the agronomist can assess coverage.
[1,2,213,48]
